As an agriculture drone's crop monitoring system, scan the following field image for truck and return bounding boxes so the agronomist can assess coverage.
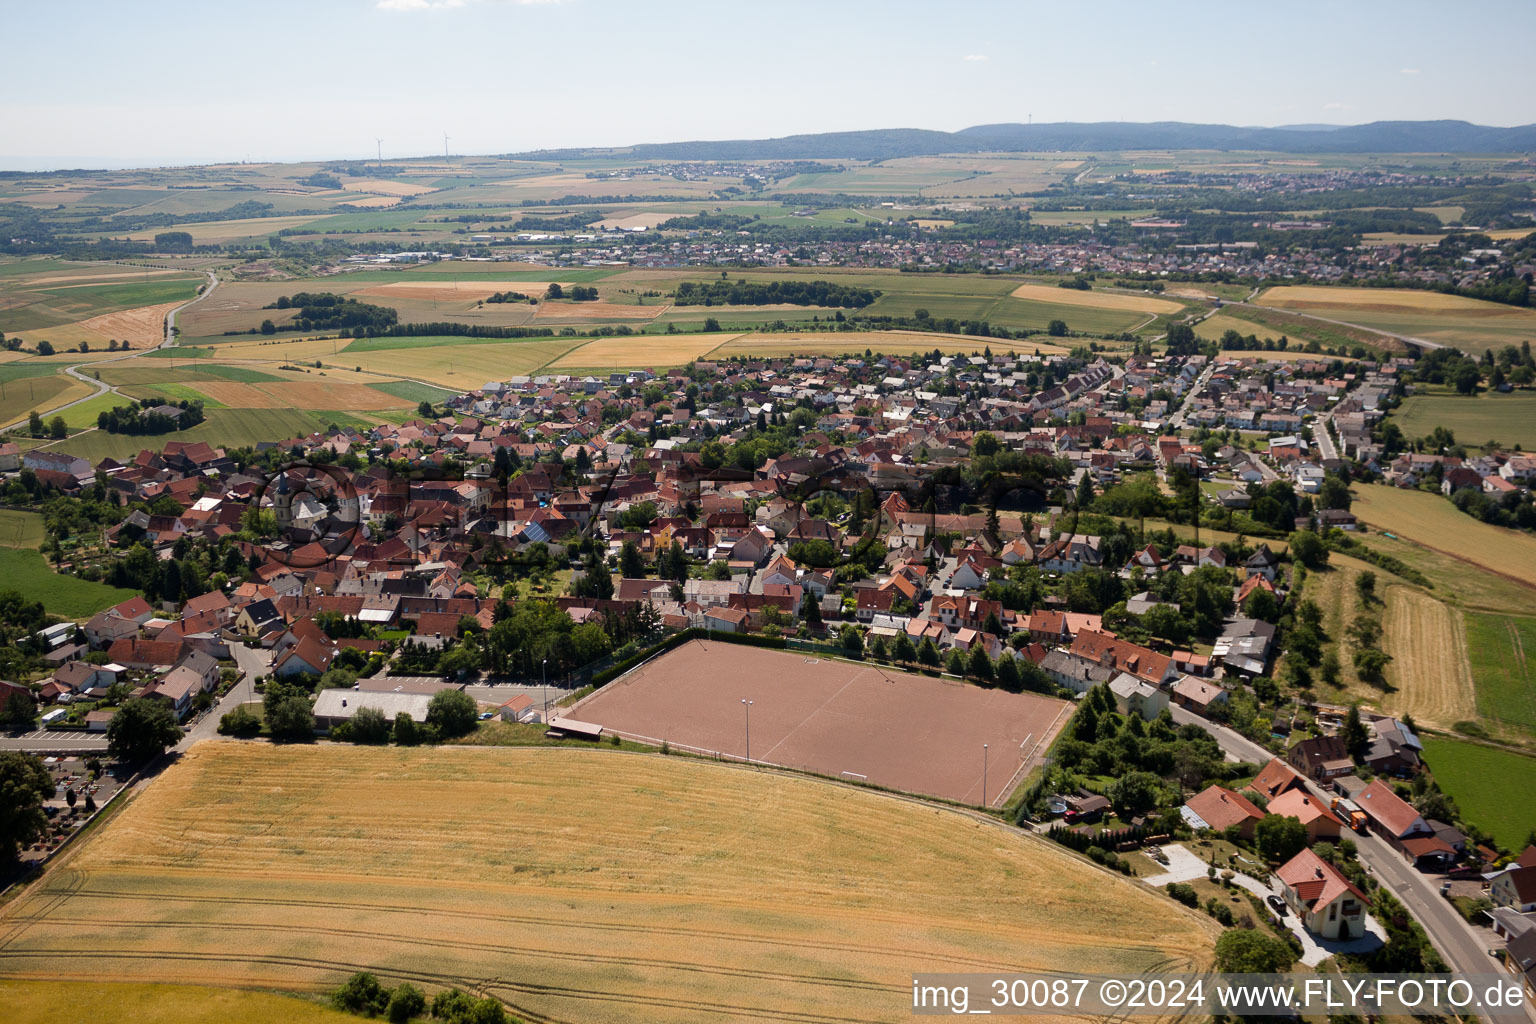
[1330,796,1369,833]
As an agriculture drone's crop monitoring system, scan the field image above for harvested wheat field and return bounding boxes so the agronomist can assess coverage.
[549,334,739,370]
[1258,285,1512,313]
[1009,284,1184,314]
[1380,584,1477,729]
[352,281,564,301]
[534,299,661,321]
[79,300,181,347]
[341,178,436,196]
[0,744,1214,1024]
[181,381,282,408]
[257,380,410,410]
[712,331,1071,358]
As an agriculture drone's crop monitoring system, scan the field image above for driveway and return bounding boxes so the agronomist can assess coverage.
[1141,843,1385,966]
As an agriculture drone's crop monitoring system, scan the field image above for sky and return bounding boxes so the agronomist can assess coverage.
[4,0,1534,169]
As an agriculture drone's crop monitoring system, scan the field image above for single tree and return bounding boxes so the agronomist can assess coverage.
[106,697,181,763]
[263,680,315,741]
[1214,928,1295,973]
[1341,704,1369,757]
[426,689,479,738]
[0,750,52,862]
[1255,813,1309,863]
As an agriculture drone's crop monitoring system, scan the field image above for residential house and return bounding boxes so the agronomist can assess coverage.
[1275,848,1368,940]
[1181,784,1265,839]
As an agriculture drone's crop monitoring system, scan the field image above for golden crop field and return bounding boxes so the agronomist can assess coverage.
[711,331,1071,358]
[0,981,357,1024]
[1009,284,1184,315]
[549,334,740,371]
[1380,584,1478,729]
[1259,285,1512,313]
[121,216,329,244]
[1256,285,1536,354]
[1351,484,1536,587]
[0,744,1215,1024]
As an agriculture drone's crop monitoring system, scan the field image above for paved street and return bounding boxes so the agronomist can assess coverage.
[1172,706,1529,1022]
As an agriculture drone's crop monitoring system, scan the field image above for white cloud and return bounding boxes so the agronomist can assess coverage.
[1400,67,1420,75]
[378,0,565,10]
[961,54,989,62]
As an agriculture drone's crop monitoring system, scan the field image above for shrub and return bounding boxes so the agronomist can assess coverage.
[217,705,261,736]
[426,689,478,738]
[1165,882,1199,907]
[333,971,389,1016]
[387,983,426,1023]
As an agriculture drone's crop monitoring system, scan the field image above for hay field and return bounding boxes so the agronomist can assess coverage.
[1009,284,1183,315]
[549,334,739,371]
[0,744,1214,1024]
[1380,585,1478,730]
[1,981,357,1024]
[1351,484,1536,586]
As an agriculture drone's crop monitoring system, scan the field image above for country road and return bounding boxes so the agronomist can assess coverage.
[0,268,220,432]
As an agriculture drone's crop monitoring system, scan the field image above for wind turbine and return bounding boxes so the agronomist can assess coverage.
[375,137,384,167]
[443,132,452,161]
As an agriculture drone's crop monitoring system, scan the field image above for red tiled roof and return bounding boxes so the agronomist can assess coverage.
[1276,848,1367,910]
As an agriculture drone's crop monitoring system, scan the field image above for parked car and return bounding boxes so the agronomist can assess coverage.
[478,711,494,720]
[1266,895,1287,917]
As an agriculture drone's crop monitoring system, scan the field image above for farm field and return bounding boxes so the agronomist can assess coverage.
[548,334,740,371]
[34,407,377,463]
[1391,391,1536,450]
[1378,584,1478,730]
[571,640,1072,805]
[0,547,137,617]
[0,374,88,427]
[1420,737,1536,848]
[1008,283,1184,315]
[0,277,201,334]
[1462,613,1536,735]
[1349,484,1536,588]
[0,982,357,1024]
[711,331,1069,359]
[1255,285,1536,354]
[0,743,1215,1024]
[0,509,45,548]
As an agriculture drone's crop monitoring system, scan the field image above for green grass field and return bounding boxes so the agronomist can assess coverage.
[41,407,370,462]
[0,547,137,617]
[0,509,46,548]
[369,379,459,404]
[0,274,202,332]
[1463,613,1536,733]
[1421,736,1536,848]
[59,391,129,430]
[1392,392,1536,450]
[97,363,285,386]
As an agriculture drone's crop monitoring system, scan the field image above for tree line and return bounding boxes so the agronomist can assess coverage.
[672,279,880,308]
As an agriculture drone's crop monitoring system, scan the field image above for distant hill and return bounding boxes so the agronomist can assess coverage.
[515,120,1536,162]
